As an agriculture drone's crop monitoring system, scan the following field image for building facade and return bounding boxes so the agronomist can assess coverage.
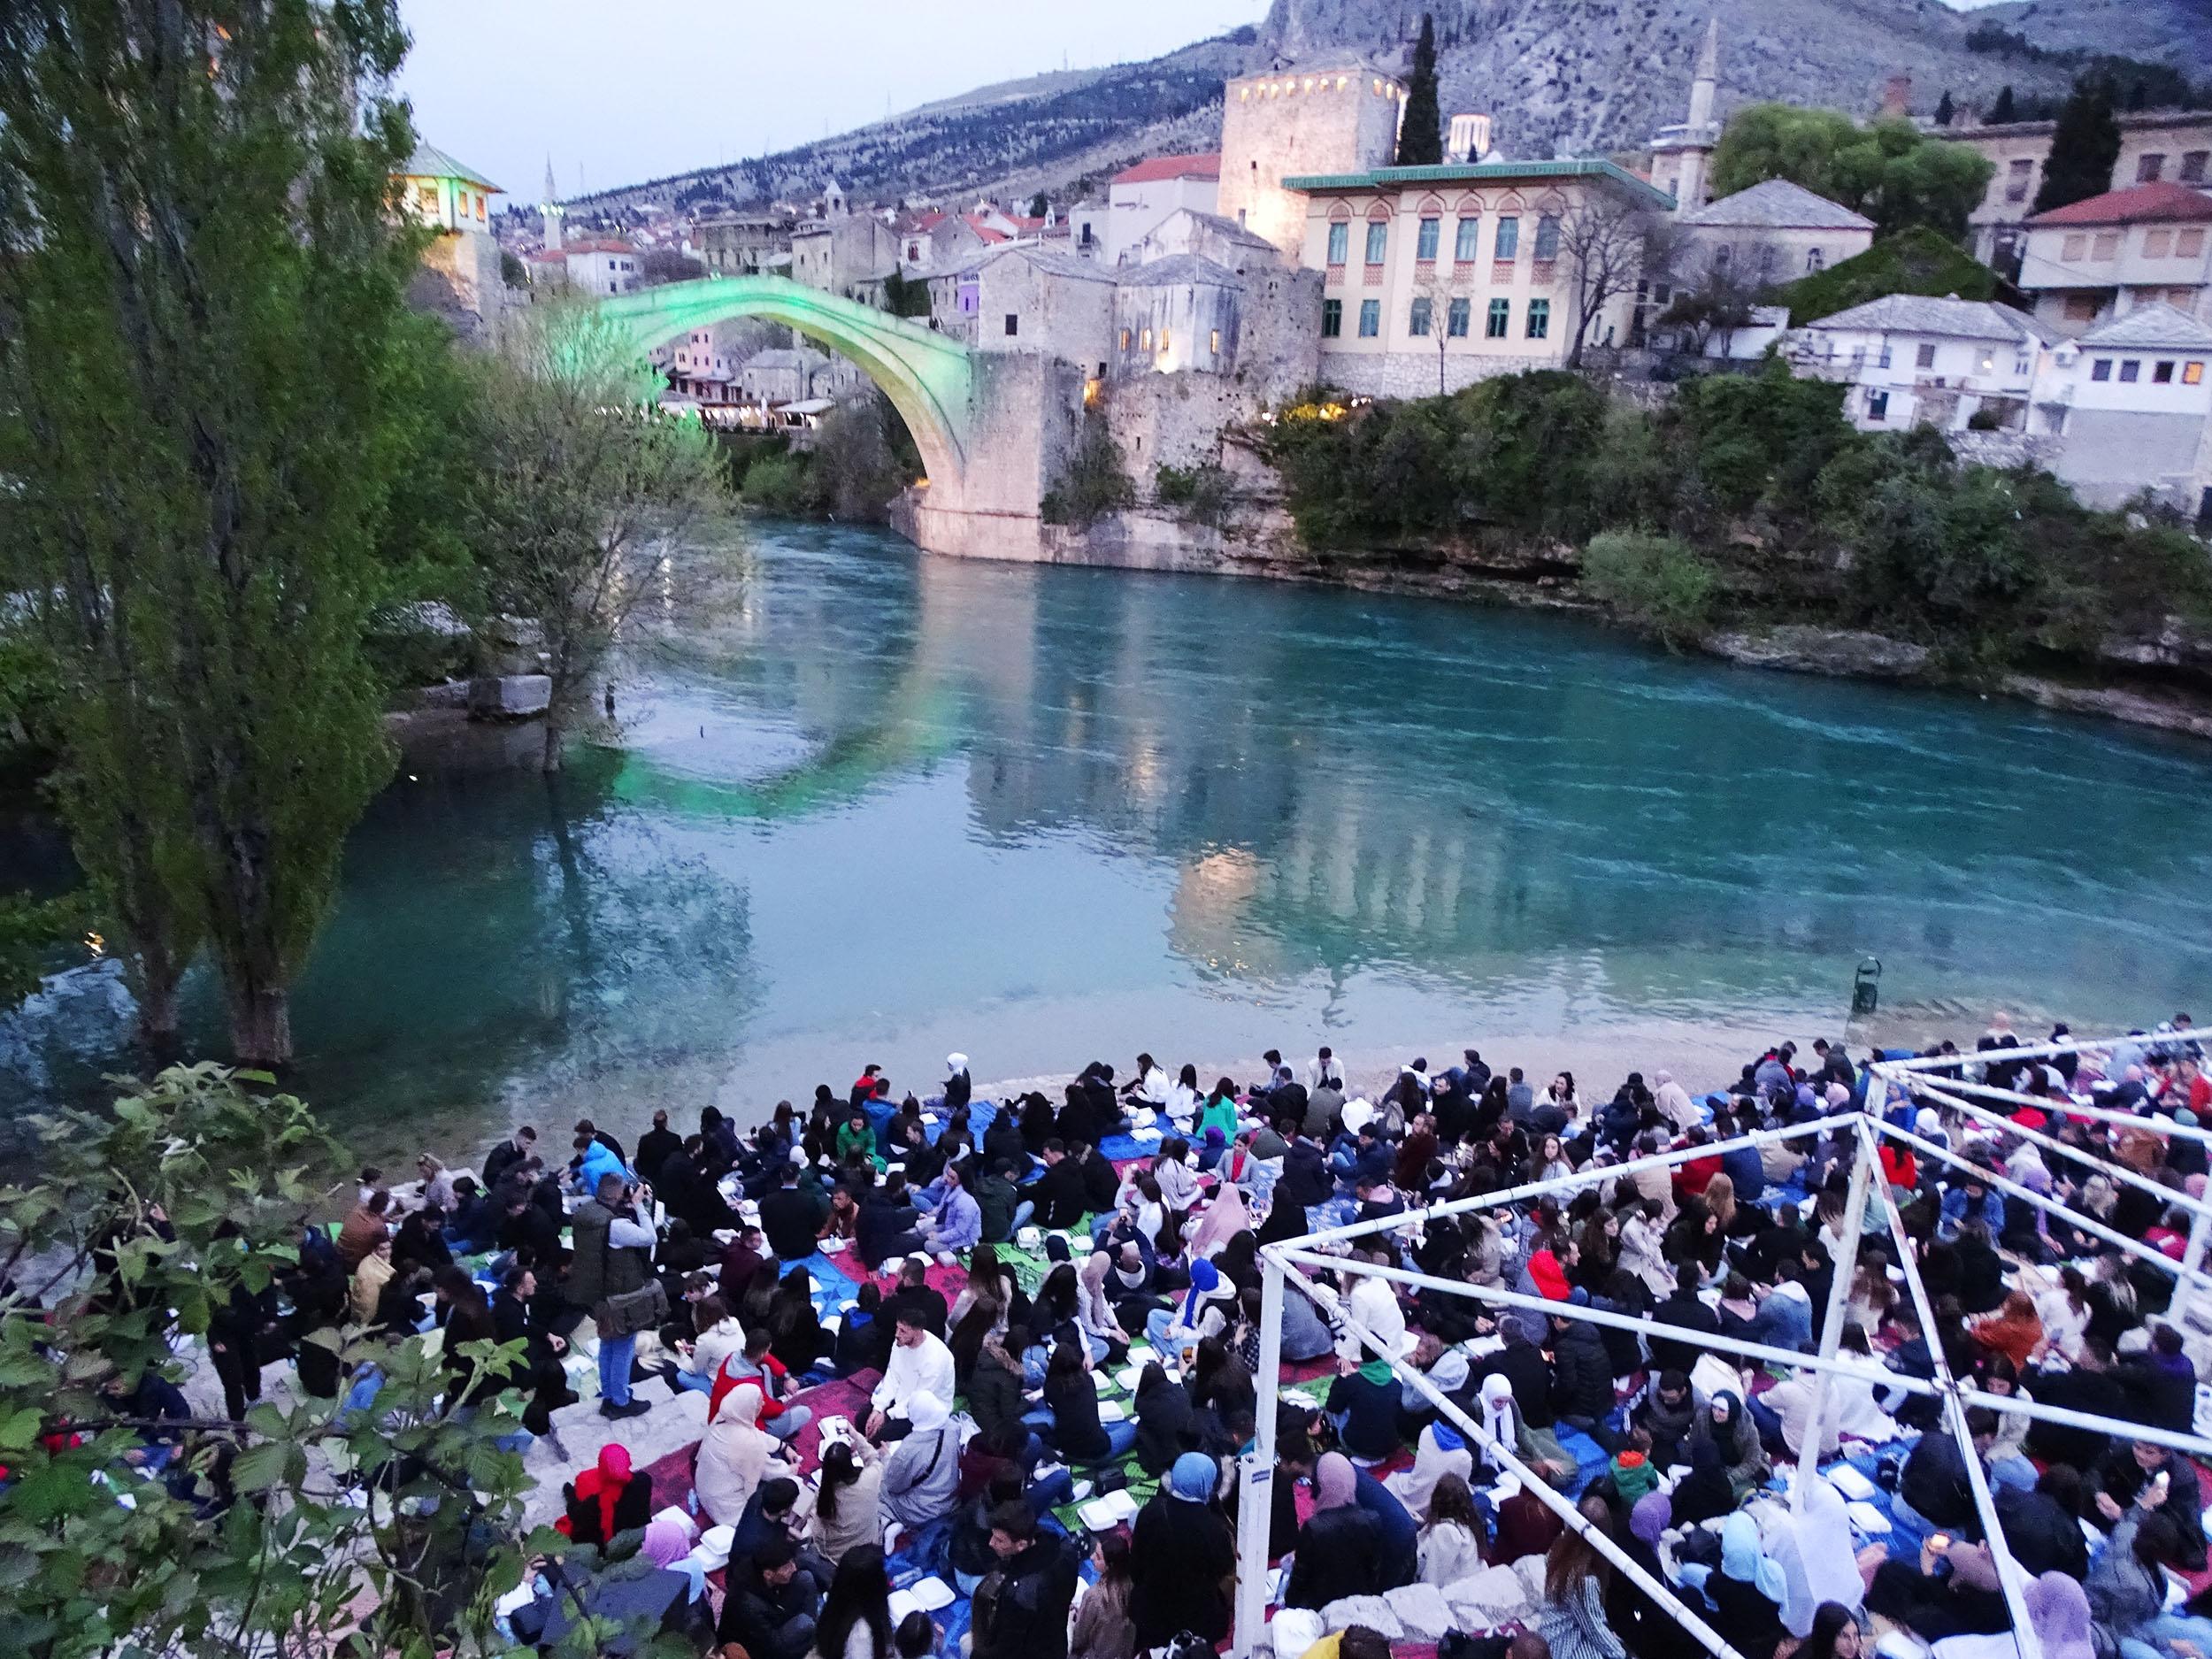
[1671,178,1876,286]
[392,143,506,342]
[2040,303,2212,512]
[2016,182,2212,336]
[695,212,793,276]
[1217,55,1406,257]
[1286,159,1671,396]
[1940,110,2212,271]
[791,213,901,302]
[1647,17,1724,211]
[1105,154,1221,265]
[1789,295,2061,432]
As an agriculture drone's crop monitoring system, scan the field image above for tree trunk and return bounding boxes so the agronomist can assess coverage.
[540,708,566,772]
[225,978,293,1069]
[134,951,185,1060]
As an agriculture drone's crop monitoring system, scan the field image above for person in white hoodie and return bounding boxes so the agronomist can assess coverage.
[865,1311,955,1440]
[671,1295,747,1394]
[1653,1071,1702,1134]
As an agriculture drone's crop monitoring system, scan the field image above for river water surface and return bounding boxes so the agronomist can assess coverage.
[8,519,2212,1156]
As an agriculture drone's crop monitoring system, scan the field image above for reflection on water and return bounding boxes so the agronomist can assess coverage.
[8,518,2212,1156]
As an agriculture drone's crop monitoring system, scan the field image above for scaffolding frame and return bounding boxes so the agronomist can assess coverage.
[1233,1039,2212,1659]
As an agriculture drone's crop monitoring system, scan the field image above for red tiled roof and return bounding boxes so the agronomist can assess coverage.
[2028,180,2212,227]
[1111,151,1222,187]
[964,216,1010,244]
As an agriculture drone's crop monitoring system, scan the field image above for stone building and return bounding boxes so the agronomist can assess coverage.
[1939,110,2212,273]
[1217,53,1407,257]
[2040,303,2212,514]
[1788,295,2060,432]
[393,142,506,342]
[1105,153,1221,265]
[791,211,901,303]
[968,246,1119,364]
[1289,158,1671,396]
[740,346,833,405]
[694,211,793,276]
[2016,182,2212,336]
[1671,179,1875,286]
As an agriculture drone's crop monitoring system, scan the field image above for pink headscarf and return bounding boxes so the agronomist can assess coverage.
[1187,1183,1253,1261]
[641,1512,693,1566]
[1315,1452,1358,1511]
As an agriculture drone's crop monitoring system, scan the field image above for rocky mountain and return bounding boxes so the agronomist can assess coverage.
[1973,0,2212,79]
[572,0,2173,219]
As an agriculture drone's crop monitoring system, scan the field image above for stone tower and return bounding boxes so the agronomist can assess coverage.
[1649,18,1724,210]
[540,157,565,252]
[1217,53,1406,258]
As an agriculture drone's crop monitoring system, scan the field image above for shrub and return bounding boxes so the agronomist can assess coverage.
[739,451,822,515]
[1155,461,1237,527]
[1966,407,2003,431]
[1579,532,1720,647]
[1041,417,1135,527]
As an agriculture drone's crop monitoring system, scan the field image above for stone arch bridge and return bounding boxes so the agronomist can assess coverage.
[595,275,1071,557]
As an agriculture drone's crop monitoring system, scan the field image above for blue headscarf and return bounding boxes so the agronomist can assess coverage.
[1168,1452,1216,1502]
[1179,1258,1224,1327]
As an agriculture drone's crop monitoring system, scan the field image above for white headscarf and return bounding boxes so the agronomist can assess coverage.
[1479,1372,1517,1450]
[947,1054,968,1075]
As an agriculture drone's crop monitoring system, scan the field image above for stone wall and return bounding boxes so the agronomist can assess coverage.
[411,229,506,346]
[1108,374,1254,478]
[1317,347,1559,398]
[1949,429,2062,472]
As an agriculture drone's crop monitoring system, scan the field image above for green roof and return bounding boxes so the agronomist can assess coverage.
[397,142,503,194]
[1281,157,1672,210]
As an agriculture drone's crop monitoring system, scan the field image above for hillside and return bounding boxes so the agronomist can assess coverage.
[572,0,2123,219]
[1973,0,2212,79]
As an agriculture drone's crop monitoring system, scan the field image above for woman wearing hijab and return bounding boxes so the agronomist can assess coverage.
[1760,1482,1864,1638]
[695,1382,781,1527]
[881,1391,963,1532]
[1610,1493,1700,1659]
[1286,1453,1386,1609]
[1691,1389,1770,1501]
[1386,1418,1475,1519]
[559,1443,655,1547]
[1670,1434,1738,1529]
[1704,1512,1789,1659]
[1074,1250,1127,1362]
[1654,1071,1701,1133]
[1146,1257,1231,1356]
[1186,1183,1253,1263]
[1131,1453,1233,1651]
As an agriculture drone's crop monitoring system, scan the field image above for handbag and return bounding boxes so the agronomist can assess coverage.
[593,1212,670,1338]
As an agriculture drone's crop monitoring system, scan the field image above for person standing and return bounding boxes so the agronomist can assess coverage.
[1130,1453,1233,1652]
[567,1171,657,1418]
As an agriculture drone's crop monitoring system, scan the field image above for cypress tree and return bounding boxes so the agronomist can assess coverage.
[1934,89,1955,126]
[2034,70,2123,212]
[1990,84,2016,123]
[1396,13,1444,165]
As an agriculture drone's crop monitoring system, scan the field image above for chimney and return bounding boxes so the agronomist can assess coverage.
[1448,112,1493,163]
[1881,73,1912,119]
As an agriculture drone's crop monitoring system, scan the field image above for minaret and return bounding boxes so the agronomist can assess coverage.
[1648,17,1723,210]
[540,156,565,252]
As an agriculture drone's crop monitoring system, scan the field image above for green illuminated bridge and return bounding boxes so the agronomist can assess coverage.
[595,275,979,497]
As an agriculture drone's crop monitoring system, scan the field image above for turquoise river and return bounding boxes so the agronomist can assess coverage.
[6,519,2212,1158]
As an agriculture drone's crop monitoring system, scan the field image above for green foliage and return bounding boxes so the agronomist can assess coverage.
[1396,13,1443,166]
[1709,104,1994,238]
[460,303,736,772]
[1990,85,2017,123]
[1580,533,1721,647]
[1782,227,2001,325]
[2034,71,2124,212]
[741,451,826,514]
[0,889,89,1011]
[1028,192,1049,219]
[0,1065,663,1658]
[1154,461,1238,528]
[1040,417,1135,528]
[810,394,912,520]
[1668,358,1854,519]
[0,0,447,1063]
[1934,90,1955,127]
[883,267,934,319]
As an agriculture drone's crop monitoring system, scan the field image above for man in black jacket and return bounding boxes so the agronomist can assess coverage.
[481,1125,536,1192]
[1016,1140,1088,1231]
[634,1110,682,1187]
[1549,1308,1619,1450]
[491,1264,575,1433]
[1647,1262,1722,1375]
[716,1536,822,1659]
[1072,1141,1119,1214]
[972,1502,1079,1659]
[880,1257,949,1338]
[1494,1312,1558,1432]
[758,1164,826,1263]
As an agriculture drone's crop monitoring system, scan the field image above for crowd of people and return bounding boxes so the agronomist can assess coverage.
[76,1017,2212,1659]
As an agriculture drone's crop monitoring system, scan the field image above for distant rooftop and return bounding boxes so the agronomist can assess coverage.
[1283,157,1673,211]
[1113,152,1223,188]
[2028,180,2212,229]
[397,143,502,193]
[1802,295,2059,345]
[2076,302,2212,351]
[1676,178,1874,232]
[1118,253,1244,288]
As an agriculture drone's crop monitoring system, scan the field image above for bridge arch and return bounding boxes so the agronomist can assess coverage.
[595,276,976,501]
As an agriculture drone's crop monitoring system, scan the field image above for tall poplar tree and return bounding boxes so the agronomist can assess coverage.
[1396,13,1444,165]
[2034,70,2123,212]
[0,1,427,1064]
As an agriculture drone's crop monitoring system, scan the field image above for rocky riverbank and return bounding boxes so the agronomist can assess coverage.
[982,503,2212,745]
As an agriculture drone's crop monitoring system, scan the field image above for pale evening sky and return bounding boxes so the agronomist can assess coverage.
[395,0,1272,205]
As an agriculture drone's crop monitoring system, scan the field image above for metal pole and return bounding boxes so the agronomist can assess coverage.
[1855,1120,2041,1659]
[1290,1114,1855,1252]
[1902,1076,2212,1218]
[2173,1201,2212,1332]
[1796,1124,1873,1508]
[1232,1252,1288,1658]
[1270,1249,1747,1659]
[1886,1064,2212,1145]
[1878,1033,2121,1074]
[1271,1248,1934,1394]
[1873,1118,2212,1293]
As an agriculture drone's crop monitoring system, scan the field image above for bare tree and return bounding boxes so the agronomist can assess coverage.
[1408,266,1468,396]
[1658,263,1768,358]
[1557,196,1667,368]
